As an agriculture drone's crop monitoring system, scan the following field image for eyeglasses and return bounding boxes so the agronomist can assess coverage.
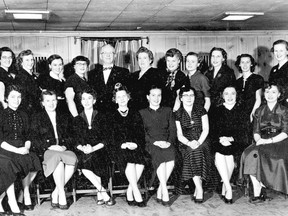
[101,52,115,56]
[182,94,194,98]
[1,56,12,60]
[75,62,87,66]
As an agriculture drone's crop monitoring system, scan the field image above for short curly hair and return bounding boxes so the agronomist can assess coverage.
[235,54,257,73]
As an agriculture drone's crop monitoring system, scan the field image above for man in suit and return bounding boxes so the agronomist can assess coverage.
[88,44,129,112]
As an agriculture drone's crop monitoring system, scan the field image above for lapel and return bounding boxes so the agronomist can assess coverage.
[43,111,62,139]
[42,111,56,135]
[79,110,98,127]
[106,65,116,87]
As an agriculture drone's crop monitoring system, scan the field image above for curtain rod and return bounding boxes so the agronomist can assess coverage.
[80,36,149,43]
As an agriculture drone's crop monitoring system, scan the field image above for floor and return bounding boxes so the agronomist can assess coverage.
[22,188,288,216]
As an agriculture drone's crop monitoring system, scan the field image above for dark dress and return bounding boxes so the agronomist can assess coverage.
[38,73,69,114]
[235,73,264,116]
[139,107,176,170]
[73,110,110,182]
[128,67,163,110]
[88,64,129,112]
[211,104,249,156]
[204,65,236,107]
[185,70,210,107]
[0,154,20,194]
[30,110,77,177]
[240,103,288,194]
[269,61,288,107]
[0,108,41,179]
[64,73,90,115]
[110,109,146,174]
[161,70,187,108]
[15,68,42,116]
[175,106,212,182]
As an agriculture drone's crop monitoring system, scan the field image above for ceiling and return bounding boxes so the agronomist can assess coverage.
[0,0,288,31]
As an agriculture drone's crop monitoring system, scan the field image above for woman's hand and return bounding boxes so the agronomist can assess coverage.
[83,144,93,154]
[17,147,29,155]
[188,140,200,149]
[126,142,138,150]
[256,138,271,146]
[154,141,170,148]
[48,145,65,151]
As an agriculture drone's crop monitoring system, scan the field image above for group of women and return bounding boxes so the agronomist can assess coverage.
[1,39,288,215]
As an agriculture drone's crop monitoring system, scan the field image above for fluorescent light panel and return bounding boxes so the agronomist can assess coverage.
[4,10,50,20]
[221,11,264,21]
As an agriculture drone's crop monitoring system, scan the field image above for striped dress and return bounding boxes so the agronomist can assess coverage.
[175,105,212,182]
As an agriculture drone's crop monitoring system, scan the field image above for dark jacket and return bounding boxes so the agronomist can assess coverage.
[30,110,74,156]
[88,64,129,112]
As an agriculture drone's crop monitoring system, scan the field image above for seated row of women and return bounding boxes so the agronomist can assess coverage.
[1,80,288,215]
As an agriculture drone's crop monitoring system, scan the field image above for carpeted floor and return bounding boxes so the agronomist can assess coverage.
[21,188,288,216]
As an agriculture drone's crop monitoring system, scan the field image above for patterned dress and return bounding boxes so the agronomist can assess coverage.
[175,105,212,182]
[0,108,41,180]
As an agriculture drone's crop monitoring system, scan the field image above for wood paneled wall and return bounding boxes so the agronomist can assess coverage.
[0,31,287,80]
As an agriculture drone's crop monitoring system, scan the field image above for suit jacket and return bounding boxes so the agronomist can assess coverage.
[30,110,74,156]
[88,64,129,112]
[128,67,163,110]
[204,65,236,106]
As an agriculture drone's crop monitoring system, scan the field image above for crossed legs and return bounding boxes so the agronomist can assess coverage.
[156,161,175,202]
[125,163,144,202]
[81,169,110,202]
[215,153,234,200]
[51,162,75,206]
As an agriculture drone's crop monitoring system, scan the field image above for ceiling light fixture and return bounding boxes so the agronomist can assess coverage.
[219,11,264,21]
[4,9,50,20]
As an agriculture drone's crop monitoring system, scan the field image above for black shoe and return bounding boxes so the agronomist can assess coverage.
[161,200,170,207]
[105,198,116,206]
[191,195,196,201]
[156,198,162,204]
[126,195,136,206]
[51,201,59,208]
[224,197,233,204]
[23,205,34,211]
[194,198,203,204]
[220,195,225,201]
[135,201,146,207]
[11,212,26,216]
[59,204,69,210]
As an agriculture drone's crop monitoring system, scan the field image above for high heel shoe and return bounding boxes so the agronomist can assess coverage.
[161,200,170,207]
[50,194,59,208]
[250,187,267,203]
[156,198,162,203]
[194,191,204,204]
[105,197,116,206]
[135,201,146,207]
[23,204,34,211]
[224,197,233,204]
[11,212,26,216]
[126,195,136,206]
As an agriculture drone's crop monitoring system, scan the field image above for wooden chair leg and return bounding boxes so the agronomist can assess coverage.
[36,183,41,205]
[72,175,77,203]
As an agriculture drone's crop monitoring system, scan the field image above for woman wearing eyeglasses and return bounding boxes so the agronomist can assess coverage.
[175,85,211,203]
[65,56,90,117]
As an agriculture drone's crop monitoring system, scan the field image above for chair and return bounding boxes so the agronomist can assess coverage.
[34,172,76,205]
